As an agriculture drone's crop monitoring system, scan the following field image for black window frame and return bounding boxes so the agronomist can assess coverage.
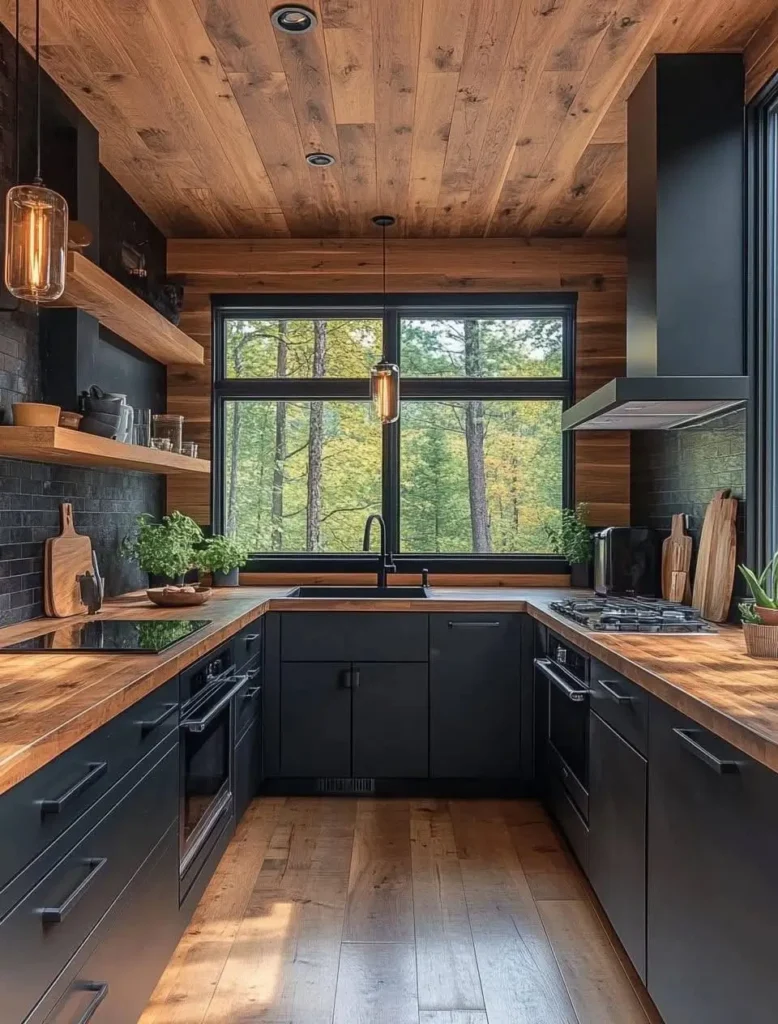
[212,292,575,575]
[747,74,778,569]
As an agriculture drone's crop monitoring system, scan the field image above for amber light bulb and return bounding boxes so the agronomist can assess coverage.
[371,360,400,424]
[4,183,69,302]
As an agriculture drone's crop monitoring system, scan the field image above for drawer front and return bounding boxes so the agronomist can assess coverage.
[233,619,262,671]
[0,742,178,1024]
[32,826,180,1024]
[281,613,428,662]
[546,748,589,876]
[234,720,261,825]
[589,659,648,755]
[235,657,262,742]
[0,677,179,895]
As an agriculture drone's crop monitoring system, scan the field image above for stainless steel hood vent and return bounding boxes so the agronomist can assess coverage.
[564,55,748,432]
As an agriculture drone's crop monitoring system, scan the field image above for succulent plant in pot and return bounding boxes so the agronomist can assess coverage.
[738,554,778,658]
[196,535,248,587]
[122,511,203,587]
[545,503,593,589]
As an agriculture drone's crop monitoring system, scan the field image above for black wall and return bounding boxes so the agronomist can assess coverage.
[631,409,747,614]
[0,24,170,625]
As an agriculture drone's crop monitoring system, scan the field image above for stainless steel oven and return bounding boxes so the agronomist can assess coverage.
[178,644,247,897]
[534,634,590,818]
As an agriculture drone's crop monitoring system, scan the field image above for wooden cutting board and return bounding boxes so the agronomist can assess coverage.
[692,489,738,623]
[46,503,92,617]
[661,514,693,603]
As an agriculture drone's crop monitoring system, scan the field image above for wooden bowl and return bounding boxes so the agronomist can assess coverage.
[146,585,211,607]
[58,410,83,430]
[13,402,61,427]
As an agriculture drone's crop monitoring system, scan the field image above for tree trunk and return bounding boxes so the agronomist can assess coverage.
[307,320,327,551]
[226,336,247,535]
[270,320,288,550]
[464,320,492,552]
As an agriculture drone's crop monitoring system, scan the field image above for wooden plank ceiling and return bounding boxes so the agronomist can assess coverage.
[1,0,775,239]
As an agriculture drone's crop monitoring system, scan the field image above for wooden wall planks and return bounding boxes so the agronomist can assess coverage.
[166,237,630,528]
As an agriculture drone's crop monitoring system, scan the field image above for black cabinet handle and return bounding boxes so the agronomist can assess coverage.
[181,675,248,732]
[40,857,107,924]
[448,620,501,628]
[352,668,360,689]
[73,982,109,1024]
[673,727,741,774]
[340,669,352,689]
[242,686,261,700]
[534,658,587,703]
[138,702,179,736]
[598,679,635,704]
[246,665,261,680]
[244,633,260,644]
[40,762,108,817]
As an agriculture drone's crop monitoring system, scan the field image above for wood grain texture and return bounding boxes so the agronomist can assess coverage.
[2,0,775,237]
[166,237,630,528]
[661,514,693,603]
[144,798,658,1023]
[691,490,738,623]
[46,502,91,617]
[54,253,204,365]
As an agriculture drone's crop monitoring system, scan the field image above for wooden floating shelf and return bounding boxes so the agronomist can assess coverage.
[0,427,210,476]
[54,252,204,366]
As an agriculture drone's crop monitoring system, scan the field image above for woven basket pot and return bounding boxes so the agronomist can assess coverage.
[743,623,778,659]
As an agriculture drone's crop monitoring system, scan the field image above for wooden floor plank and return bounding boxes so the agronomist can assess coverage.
[201,798,356,1024]
[449,801,579,1024]
[333,941,418,1024]
[410,799,484,1011]
[343,798,414,943]
[419,1013,489,1024]
[509,820,588,901]
[537,898,650,1024]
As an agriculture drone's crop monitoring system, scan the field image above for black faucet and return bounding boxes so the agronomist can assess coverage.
[363,514,396,589]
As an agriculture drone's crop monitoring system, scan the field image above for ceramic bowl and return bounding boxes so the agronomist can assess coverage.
[12,402,61,427]
[79,417,119,439]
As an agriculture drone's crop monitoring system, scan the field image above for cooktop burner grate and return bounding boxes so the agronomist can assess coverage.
[549,597,716,633]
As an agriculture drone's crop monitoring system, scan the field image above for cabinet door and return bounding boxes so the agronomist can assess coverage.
[588,711,647,981]
[648,698,778,1024]
[430,614,521,778]
[280,663,351,777]
[352,663,428,778]
[234,719,261,823]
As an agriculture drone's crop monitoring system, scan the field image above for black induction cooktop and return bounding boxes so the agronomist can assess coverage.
[1,618,212,654]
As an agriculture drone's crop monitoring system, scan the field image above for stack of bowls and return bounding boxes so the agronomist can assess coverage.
[79,387,130,440]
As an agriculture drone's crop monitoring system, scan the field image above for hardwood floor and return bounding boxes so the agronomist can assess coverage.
[140,798,660,1024]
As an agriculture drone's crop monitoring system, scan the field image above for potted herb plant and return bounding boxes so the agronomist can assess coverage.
[197,535,248,587]
[545,503,593,589]
[738,553,778,658]
[122,511,203,587]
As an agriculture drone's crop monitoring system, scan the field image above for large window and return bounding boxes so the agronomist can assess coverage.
[214,297,574,571]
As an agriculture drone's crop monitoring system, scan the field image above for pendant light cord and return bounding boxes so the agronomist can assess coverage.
[34,0,42,184]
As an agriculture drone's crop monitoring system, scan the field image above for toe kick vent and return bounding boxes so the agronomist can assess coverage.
[315,777,375,795]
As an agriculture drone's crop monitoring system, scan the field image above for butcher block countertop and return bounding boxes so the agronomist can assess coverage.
[0,585,777,795]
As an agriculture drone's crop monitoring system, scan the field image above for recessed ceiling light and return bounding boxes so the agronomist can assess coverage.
[271,5,317,34]
[306,152,335,167]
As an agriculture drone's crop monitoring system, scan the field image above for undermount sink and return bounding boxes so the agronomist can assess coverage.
[288,586,428,599]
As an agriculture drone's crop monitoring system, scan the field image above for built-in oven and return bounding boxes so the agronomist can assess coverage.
[178,643,248,898]
[534,634,590,820]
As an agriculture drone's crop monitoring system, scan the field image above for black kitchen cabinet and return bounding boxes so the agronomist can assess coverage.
[352,663,428,777]
[430,613,521,778]
[281,612,427,662]
[588,711,647,981]
[647,697,778,1024]
[234,718,262,823]
[280,662,352,777]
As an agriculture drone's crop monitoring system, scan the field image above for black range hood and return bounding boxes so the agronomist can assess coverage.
[563,54,749,431]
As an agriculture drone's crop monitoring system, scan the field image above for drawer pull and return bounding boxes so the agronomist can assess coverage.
[40,762,108,816]
[244,633,260,644]
[73,982,109,1024]
[351,668,361,689]
[598,679,635,704]
[247,665,261,681]
[242,686,261,700]
[673,728,741,774]
[448,621,501,628]
[138,702,179,736]
[40,857,108,924]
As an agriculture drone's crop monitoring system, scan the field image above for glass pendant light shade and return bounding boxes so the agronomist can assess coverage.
[371,359,400,424]
[4,183,69,302]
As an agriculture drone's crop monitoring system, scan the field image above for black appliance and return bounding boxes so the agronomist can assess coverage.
[550,596,716,634]
[178,643,249,899]
[593,527,661,597]
[534,634,590,821]
[1,618,211,653]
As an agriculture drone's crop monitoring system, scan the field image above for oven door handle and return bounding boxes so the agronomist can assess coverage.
[534,658,588,703]
[181,674,248,733]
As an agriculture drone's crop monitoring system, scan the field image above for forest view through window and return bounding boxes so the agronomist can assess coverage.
[218,306,571,561]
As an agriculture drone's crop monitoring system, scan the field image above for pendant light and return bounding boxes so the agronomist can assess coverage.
[4,0,69,303]
[370,215,399,425]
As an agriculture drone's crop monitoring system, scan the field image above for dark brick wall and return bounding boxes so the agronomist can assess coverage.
[631,408,747,612]
[0,23,165,625]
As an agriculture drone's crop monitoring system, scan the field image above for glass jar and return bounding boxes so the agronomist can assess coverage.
[152,414,184,453]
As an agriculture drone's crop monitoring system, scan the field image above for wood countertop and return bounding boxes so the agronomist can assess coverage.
[1,586,777,795]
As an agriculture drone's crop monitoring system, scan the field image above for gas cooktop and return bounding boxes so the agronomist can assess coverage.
[549,597,716,634]
[1,618,212,654]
